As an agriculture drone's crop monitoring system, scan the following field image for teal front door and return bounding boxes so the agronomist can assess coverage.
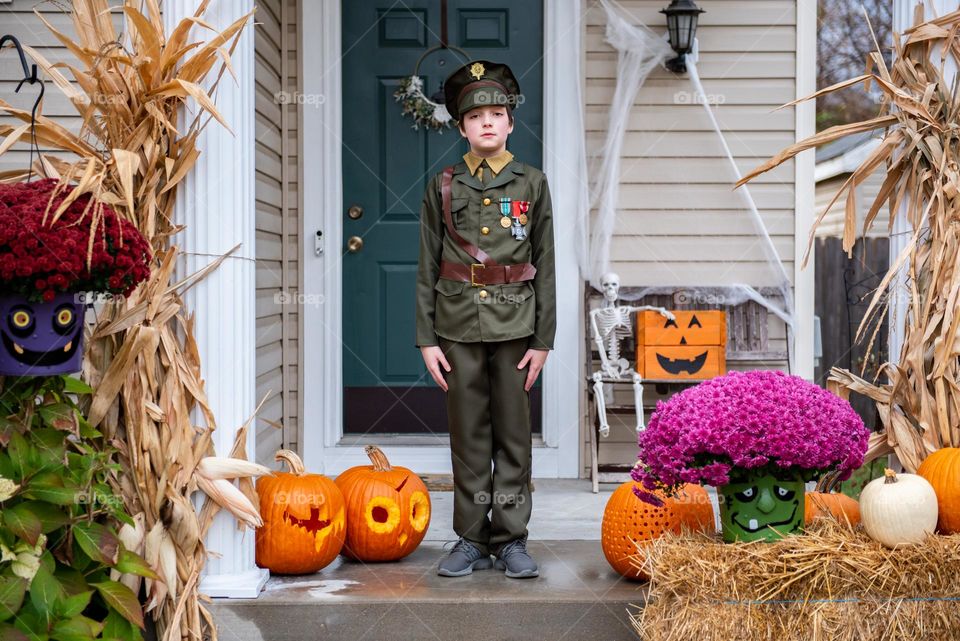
[341,0,544,434]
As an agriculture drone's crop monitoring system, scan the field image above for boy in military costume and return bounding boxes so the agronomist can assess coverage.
[415,60,556,579]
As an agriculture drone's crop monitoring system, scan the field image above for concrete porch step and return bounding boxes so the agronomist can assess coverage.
[209,540,647,641]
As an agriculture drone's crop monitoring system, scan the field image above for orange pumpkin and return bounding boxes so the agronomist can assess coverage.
[917,447,960,533]
[255,449,346,574]
[601,482,714,581]
[335,445,431,561]
[804,473,860,526]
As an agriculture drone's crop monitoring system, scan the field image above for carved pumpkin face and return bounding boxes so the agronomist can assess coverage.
[655,313,711,375]
[638,310,726,380]
[335,446,431,562]
[0,293,83,376]
[256,450,346,574]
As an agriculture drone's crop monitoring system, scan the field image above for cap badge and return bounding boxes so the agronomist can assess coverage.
[469,62,485,80]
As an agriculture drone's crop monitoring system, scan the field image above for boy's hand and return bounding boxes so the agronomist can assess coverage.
[420,346,451,392]
[518,348,549,391]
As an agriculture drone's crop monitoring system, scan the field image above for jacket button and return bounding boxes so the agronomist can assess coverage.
[482,197,491,206]
[478,289,488,300]
[481,226,490,235]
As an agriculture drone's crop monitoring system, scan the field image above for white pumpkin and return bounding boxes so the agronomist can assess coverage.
[860,468,938,548]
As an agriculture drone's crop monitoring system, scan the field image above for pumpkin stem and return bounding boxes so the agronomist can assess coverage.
[815,475,829,493]
[883,468,898,484]
[275,449,305,476]
[365,445,392,472]
[817,470,842,493]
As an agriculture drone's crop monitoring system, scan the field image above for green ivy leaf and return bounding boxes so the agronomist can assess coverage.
[72,524,119,567]
[3,505,42,547]
[36,406,78,436]
[75,417,99,440]
[28,433,66,471]
[14,503,68,535]
[90,582,143,630]
[10,601,46,641]
[6,433,31,481]
[0,417,15,449]
[54,590,91,620]
[100,609,142,641]
[50,613,102,641]
[22,484,77,508]
[0,452,14,480]
[0,621,30,641]
[49,569,86,602]
[38,551,55,575]
[60,378,92,396]
[110,509,134,530]
[0,576,27,623]
[113,551,157,580]
[29,565,65,625]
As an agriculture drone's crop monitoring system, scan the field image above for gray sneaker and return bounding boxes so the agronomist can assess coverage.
[437,538,493,577]
[493,536,539,578]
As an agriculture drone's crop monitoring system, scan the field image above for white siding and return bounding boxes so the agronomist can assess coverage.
[582,0,801,477]
[585,0,797,290]
[0,3,122,172]
[254,0,300,468]
[815,171,887,239]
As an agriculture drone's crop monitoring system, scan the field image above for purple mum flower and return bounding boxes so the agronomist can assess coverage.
[631,370,869,503]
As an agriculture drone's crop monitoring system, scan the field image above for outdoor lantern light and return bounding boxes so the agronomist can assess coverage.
[660,0,705,73]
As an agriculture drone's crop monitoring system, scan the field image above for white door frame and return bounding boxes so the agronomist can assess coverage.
[300,0,583,477]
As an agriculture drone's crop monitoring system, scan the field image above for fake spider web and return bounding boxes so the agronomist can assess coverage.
[573,0,797,372]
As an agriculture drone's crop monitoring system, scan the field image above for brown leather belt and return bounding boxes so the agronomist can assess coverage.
[438,165,537,288]
[439,260,536,287]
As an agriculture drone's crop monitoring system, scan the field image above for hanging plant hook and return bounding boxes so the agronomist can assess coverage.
[1,34,47,181]
[392,0,474,131]
[413,42,471,79]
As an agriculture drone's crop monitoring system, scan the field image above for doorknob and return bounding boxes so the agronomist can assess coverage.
[347,236,363,253]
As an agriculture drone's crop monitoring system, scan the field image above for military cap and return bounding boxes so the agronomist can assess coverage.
[443,60,521,122]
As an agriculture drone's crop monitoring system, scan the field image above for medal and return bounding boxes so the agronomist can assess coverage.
[510,200,531,241]
[499,197,513,230]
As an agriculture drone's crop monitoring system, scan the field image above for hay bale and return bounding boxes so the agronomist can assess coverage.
[632,518,960,640]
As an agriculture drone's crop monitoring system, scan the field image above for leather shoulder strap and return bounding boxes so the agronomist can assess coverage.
[441,165,498,266]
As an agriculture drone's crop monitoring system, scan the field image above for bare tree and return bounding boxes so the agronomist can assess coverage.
[817,0,893,131]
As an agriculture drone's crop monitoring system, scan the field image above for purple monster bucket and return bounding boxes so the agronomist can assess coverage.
[0,292,84,376]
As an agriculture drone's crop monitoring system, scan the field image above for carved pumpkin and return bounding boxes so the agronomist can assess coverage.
[917,447,960,533]
[636,310,726,380]
[335,445,431,561]
[255,450,346,574]
[601,481,714,580]
[804,472,860,527]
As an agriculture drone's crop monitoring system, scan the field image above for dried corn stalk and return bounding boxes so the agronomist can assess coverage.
[0,2,260,640]
[736,6,960,471]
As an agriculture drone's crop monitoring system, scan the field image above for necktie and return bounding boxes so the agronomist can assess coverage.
[478,159,491,185]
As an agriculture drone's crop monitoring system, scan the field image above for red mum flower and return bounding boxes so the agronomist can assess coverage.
[0,179,152,302]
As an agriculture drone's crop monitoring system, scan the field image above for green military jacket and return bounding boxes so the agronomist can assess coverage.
[415,156,556,350]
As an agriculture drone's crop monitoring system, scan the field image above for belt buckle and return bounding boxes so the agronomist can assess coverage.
[470,263,484,287]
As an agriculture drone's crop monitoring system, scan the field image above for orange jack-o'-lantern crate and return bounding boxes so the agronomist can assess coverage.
[635,310,726,380]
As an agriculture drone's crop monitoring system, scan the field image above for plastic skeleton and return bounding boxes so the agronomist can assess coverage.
[589,272,674,437]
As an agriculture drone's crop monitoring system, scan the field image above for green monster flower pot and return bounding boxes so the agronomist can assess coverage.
[719,469,805,542]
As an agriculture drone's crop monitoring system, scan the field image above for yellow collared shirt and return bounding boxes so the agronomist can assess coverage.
[463,149,514,181]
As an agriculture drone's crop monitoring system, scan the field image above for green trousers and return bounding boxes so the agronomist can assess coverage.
[438,335,533,557]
